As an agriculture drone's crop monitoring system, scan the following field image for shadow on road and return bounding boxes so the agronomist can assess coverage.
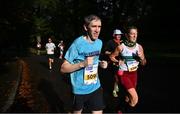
[38,78,65,112]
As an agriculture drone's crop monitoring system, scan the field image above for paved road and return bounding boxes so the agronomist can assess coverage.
[2,55,180,113]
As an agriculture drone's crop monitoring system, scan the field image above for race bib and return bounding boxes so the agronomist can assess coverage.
[84,64,98,85]
[126,61,139,72]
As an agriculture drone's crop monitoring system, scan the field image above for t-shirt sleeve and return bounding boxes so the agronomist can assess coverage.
[64,43,78,63]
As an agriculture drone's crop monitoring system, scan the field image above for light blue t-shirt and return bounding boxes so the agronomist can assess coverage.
[64,36,102,94]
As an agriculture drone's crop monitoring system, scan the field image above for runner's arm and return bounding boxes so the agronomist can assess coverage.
[138,45,147,66]
[109,45,121,63]
[60,57,94,73]
[60,60,86,73]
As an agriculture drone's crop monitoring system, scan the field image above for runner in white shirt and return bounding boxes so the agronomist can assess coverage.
[45,37,56,70]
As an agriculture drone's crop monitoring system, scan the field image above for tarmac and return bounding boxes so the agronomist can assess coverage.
[0,57,21,112]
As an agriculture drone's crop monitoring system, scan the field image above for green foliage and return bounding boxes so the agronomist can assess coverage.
[0,0,152,49]
[31,16,53,37]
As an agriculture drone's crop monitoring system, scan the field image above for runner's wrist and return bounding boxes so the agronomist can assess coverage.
[79,61,86,68]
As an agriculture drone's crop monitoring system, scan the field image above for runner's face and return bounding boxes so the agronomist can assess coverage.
[48,39,52,42]
[86,20,101,41]
[128,29,138,43]
[114,34,121,40]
